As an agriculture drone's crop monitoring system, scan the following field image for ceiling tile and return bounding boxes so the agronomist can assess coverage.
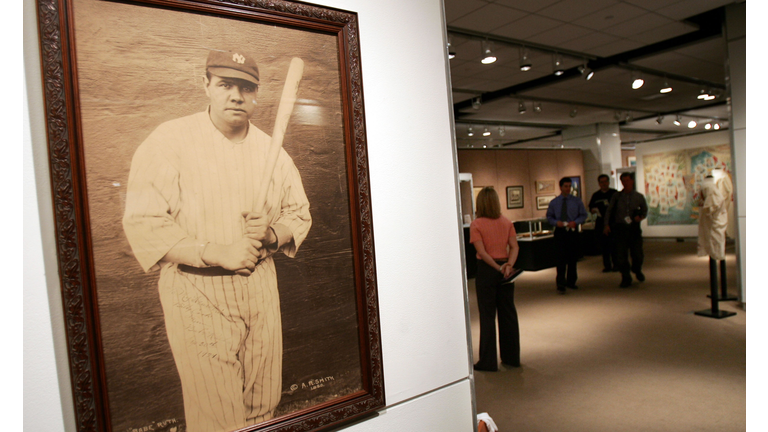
[492,0,562,13]
[535,0,621,21]
[451,60,483,78]
[601,13,673,38]
[491,14,563,40]
[451,76,494,93]
[444,0,492,24]
[572,2,650,30]
[585,39,645,57]
[451,39,482,64]
[631,52,725,83]
[526,23,594,46]
[557,32,620,52]
[451,3,529,33]
[655,0,740,20]
[629,21,698,44]
[672,37,726,63]
[621,0,686,13]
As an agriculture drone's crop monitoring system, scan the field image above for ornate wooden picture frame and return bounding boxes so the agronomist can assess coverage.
[35,0,384,431]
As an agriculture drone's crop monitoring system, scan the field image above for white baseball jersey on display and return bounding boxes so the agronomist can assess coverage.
[123,110,311,432]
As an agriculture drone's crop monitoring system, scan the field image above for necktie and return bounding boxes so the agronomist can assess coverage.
[560,196,568,222]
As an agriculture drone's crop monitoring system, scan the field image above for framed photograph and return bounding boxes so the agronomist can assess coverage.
[535,180,556,195]
[628,156,637,167]
[506,186,524,209]
[473,186,484,206]
[568,176,581,199]
[35,1,384,431]
[536,195,556,210]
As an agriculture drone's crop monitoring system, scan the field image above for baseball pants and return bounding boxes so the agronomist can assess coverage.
[158,263,282,432]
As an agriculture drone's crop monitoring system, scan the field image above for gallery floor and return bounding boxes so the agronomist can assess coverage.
[468,240,745,432]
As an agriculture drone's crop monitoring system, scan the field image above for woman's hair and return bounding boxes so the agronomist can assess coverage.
[476,186,501,219]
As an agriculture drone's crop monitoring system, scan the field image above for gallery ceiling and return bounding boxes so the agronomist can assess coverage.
[444,0,743,150]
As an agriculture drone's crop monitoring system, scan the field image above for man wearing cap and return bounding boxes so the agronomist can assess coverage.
[123,49,311,432]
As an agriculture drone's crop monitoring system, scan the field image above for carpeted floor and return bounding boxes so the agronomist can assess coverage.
[469,239,745,432]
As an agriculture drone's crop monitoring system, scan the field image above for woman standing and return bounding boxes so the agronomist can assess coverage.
[470,187,521,371]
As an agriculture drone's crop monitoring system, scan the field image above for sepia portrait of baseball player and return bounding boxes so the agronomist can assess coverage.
[123,49,312,432]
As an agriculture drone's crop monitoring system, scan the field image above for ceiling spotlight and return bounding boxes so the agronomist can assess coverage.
[656,115,664,125]
[688,120,697,128]
[631,71,644,89]
[481,40,496,65]
[673,115,681,126]
[483,127,491,137]
[578,63,594,80]
[614,111,622,121]
[472,97,482,110]
[468,126,474,137]
[518,101,527,114]
[570,108,578,118]
[713,123,721,130]
[499,126,505,137]
[519,47,532,71]
[483,145,487,148]
[697,89,711,100]
[447,36,455,60]
[660,80,672,93]
[625,112,634,123]
[552,53,565,76]
[705,123,712,130]
[534,102,542,113]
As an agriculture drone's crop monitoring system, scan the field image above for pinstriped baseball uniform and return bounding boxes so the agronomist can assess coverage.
[123,110,311,432]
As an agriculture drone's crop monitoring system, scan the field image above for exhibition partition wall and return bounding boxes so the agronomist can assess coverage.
[23,0,475,431]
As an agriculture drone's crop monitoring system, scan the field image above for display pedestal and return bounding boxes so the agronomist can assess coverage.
[695,257,736,319]
[706,259,738,301]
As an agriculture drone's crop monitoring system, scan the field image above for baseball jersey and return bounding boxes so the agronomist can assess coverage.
[122,110,311,432]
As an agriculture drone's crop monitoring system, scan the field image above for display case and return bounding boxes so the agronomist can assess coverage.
[513,217,557,271]
[514,217,554,241]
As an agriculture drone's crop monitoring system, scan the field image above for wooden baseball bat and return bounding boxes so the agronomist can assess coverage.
[253,57,305,213]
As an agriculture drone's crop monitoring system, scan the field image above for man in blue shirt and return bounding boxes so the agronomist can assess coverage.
[546,177,588,294]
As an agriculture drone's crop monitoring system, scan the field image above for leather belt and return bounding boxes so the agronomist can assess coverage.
[177,264,237,277]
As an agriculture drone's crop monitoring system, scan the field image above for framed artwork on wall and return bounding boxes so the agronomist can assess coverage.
[506,186,524,209]
[536,195,556,210]
[535,180,556,195]
[568,176,582,199]
[34,0,384,431]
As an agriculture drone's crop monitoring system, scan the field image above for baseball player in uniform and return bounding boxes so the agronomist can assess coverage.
[123,49,311,432]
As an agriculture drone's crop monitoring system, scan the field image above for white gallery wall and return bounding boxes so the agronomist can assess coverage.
[23,0,475,431]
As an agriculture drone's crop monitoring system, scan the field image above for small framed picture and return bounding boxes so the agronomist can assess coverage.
[535,179,556,194]
[536,195,556,210]
[568,176,581,199]
[506,186,524,209]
